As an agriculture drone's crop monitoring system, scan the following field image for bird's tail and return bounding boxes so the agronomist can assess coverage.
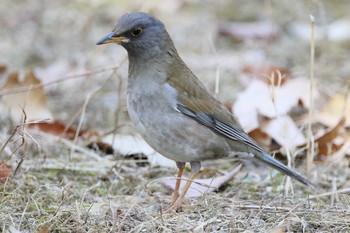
[256,151,316,187]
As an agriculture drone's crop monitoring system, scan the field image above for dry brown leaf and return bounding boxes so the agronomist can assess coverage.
[0,162,12,182]
[315,117,346,156]
[248,128,272,150]
[161,164,242,198]
[1,70,52,122]
[0,64,7,74]
[28,120,80,140]
[218,21,278,41]
[320,139,350,165]
[28,120,99,141]
[316,117,346,145]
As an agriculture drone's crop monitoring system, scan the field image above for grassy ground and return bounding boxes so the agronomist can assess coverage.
[1,0,350,232]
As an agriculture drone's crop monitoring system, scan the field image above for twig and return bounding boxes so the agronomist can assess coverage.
[12,109,27,176]
[0,125,21,156]
[232,204,293,212]
[36,187,66,228]
[18,197,30,230]
[67,66,121,157]
[306,15,316,176]
[58,62,125,139]
[309,187,350,199]
[266,70,294,194]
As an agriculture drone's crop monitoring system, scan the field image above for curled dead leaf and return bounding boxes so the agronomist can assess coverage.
[27,120,98,141]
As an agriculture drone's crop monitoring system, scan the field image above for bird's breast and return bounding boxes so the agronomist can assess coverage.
[126,75,230,162]
[127,75,179,135]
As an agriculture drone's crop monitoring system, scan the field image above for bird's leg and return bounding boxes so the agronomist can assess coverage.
[167,161,201,211]
[171,162,185,204]
[176,172,198,202]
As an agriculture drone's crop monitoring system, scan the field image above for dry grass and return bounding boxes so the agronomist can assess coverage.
[1,0,350,232]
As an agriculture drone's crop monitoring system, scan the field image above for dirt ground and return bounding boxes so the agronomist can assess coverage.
[1,0,350,232]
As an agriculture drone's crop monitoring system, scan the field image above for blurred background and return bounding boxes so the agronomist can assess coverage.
[2,0,350,128]
[1,1,350,231]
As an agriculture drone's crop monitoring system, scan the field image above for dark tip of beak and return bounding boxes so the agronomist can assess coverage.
[96,33,113,45]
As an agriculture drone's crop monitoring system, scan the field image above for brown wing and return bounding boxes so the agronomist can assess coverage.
[165,51,315,187]
[166,54,266,154]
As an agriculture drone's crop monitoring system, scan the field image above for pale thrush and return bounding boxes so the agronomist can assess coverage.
[97,12,315,210]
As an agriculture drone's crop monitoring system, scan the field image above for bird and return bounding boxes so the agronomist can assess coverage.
[97,12,315,210]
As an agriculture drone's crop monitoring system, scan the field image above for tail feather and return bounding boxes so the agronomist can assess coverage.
[256,152,316,187]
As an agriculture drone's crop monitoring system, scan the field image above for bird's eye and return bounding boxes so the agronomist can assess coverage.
[131,28,143,37]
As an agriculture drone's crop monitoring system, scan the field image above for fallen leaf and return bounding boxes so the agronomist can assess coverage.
[0,162,12,182]
[28,120,82,140]
[260,116,306,149]
[0,64,7,74]
[0,70,52,122]
[103,134,176,168]
[248,128,272,150]
[315,117,346,156]
[233,78,317,131]
[321,139,350,164]
[161,164,242,198]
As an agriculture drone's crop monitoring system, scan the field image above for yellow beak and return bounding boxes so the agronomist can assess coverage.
[96,33,128,45]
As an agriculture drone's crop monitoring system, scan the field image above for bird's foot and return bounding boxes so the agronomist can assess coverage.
[164,198,193,213]
[165,198,182,213]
